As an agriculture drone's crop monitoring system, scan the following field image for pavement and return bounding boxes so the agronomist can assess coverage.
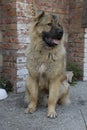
[0,81,87,130]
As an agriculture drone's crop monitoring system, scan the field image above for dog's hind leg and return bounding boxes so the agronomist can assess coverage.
[59,93,71,105]
[25,76,38,113]
[58,81,71,105]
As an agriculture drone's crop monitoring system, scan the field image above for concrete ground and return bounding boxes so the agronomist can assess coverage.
[0,81,87,130]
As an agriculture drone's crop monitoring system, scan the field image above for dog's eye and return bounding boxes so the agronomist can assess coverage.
[47,23,52,26]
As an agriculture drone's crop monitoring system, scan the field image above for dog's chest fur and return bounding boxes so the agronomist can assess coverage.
[27,45,66,81]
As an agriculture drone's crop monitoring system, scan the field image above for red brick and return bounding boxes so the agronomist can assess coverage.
[2,43,19,49]
[3,30,17,37]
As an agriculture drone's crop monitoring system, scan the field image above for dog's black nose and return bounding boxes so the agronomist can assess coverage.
[56,29,63,40]
[57,29,63,35]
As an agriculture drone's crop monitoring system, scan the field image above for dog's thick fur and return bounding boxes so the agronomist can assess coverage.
[25,12,70,118]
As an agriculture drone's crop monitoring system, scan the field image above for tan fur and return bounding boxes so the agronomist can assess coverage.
[25,12,71,118]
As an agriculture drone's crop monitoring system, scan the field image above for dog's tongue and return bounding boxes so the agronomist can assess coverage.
[52,39,60,44]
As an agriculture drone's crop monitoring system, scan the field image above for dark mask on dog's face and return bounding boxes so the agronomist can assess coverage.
[42,15,63,47]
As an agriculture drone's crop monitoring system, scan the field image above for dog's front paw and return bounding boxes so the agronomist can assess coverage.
[47,110,57,118]
[25,104,36,114]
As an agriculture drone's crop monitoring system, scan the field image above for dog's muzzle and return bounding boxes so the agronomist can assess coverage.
[42,28,63,47]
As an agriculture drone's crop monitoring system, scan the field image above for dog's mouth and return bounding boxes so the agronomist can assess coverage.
[44,37,61,47]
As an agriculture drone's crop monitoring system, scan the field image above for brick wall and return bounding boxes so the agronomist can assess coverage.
[0,0,85,92]
[0,5,3,74]
[0,0,17,90]
[16,0,31,92]
[0,0,31,92]
[68,0,85,71]
[0,30,3,74]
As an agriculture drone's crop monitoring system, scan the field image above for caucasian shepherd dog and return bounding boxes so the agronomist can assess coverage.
[25,11,71,118]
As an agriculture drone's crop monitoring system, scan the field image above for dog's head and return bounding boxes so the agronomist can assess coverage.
[30,11,63,47]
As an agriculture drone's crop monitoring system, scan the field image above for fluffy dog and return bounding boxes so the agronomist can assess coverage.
[25,11,71,118]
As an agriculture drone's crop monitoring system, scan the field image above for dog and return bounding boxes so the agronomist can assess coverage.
[25,11,71,118]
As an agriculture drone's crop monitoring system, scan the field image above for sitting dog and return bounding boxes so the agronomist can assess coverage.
[25,11,71,118]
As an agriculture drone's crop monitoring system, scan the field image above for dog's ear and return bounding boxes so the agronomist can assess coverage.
[33,11,45,21]
[37,11,45,20]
